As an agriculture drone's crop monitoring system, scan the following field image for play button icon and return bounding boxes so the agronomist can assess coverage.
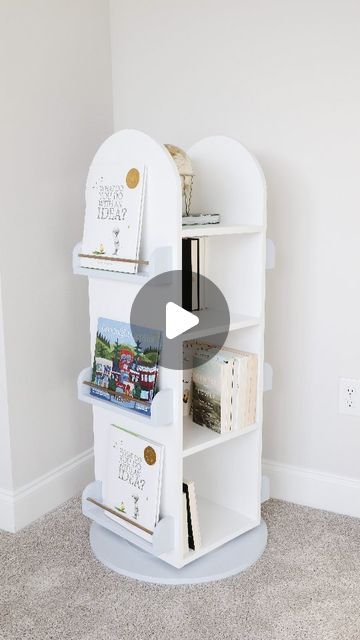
[166,302,199,339]
[130,269,230,371]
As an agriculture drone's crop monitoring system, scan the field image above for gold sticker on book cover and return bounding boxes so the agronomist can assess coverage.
[126,168,140,189]
[144,446,156,466]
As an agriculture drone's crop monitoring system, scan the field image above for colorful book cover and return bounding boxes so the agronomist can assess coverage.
[103,425,164,541]
[80,163,146,274]
[90,318,162,416]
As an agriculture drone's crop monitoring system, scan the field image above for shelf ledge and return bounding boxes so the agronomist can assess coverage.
[183,417,258,458]
[185,311,260,340]
[82,481,174,557]
[77,367,173,426]
[73,242,173,284]
[182,224,263,238]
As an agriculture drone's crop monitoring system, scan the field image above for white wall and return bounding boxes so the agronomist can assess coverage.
[110,0,360,515]
[0,0,113,530]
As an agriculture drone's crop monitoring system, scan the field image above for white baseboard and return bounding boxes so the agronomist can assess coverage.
[0,488,15,532]
[263,458,360,518]
[0,448,94,532]
[4,455,357,533]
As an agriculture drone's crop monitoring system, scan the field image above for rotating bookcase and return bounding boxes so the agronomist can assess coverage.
[74,129,273,584]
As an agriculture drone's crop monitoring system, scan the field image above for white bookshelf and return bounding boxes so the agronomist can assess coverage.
[74,129,271,584]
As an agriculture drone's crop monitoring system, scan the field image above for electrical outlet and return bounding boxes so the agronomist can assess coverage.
[339,378,360,416]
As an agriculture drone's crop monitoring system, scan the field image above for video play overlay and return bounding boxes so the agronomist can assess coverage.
[130,270,230,371]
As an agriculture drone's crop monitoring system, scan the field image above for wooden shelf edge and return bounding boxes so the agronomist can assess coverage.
[77,367,174,427]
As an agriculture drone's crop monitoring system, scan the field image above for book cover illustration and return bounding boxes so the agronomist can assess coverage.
[192,348,234,433]
[80,163,146,274]
[192,351,222,432]
[103,425,164,541]
[90,317,162,416]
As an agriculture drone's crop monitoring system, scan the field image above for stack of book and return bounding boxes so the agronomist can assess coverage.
[185,342,258,433]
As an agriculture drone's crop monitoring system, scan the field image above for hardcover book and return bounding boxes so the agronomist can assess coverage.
[103,425,164,541]
[90,318,162,416]
[191,343,258,432]
[192,349,233,433]
[80,163,146,274]
[182,237,206,312]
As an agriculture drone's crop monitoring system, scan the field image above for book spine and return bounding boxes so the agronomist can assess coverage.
[246,354,258,426]
[183,482,195,550]
[182,492,189,554]
[199,237,206,310]
[183,480,202,551]
[237,356,248,430]
[182,238,193,311]
[191,238,200,311]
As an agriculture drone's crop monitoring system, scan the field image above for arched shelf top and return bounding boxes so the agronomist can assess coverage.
[86,129,182,269]
[91,129,179,176]
[187,135,266,228]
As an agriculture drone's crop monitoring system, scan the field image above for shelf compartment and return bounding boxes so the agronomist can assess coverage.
[182,495,257,565]
[184,310,260,340]
[183,416,258,458]
[83,481,174,557]
[77,367,173,426]
[73,242,172,284]
[181,224,263,238]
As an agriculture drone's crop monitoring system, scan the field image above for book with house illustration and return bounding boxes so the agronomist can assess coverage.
[103,424,164,541]
[80,163,147,274]
[90,317,162,416]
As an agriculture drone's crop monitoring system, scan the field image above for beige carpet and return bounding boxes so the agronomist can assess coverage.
[1,498,360,640]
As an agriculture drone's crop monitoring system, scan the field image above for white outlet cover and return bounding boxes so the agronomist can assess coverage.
[339,377,360,416]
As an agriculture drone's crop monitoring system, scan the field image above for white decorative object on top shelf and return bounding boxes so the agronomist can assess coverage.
[74,129,272,584]
[164,144,194,217]
[164,142,220,227]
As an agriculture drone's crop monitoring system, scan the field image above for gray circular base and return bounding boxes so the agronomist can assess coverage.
[89,519,267,585]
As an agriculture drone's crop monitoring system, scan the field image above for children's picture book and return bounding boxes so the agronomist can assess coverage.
[80,163,147,274]
[103,425,164,541]
[90,318,162,416]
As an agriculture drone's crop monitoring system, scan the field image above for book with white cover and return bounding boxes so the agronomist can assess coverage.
[229,351,258,430]
[103,424,164,541]
[80,164,146,274]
